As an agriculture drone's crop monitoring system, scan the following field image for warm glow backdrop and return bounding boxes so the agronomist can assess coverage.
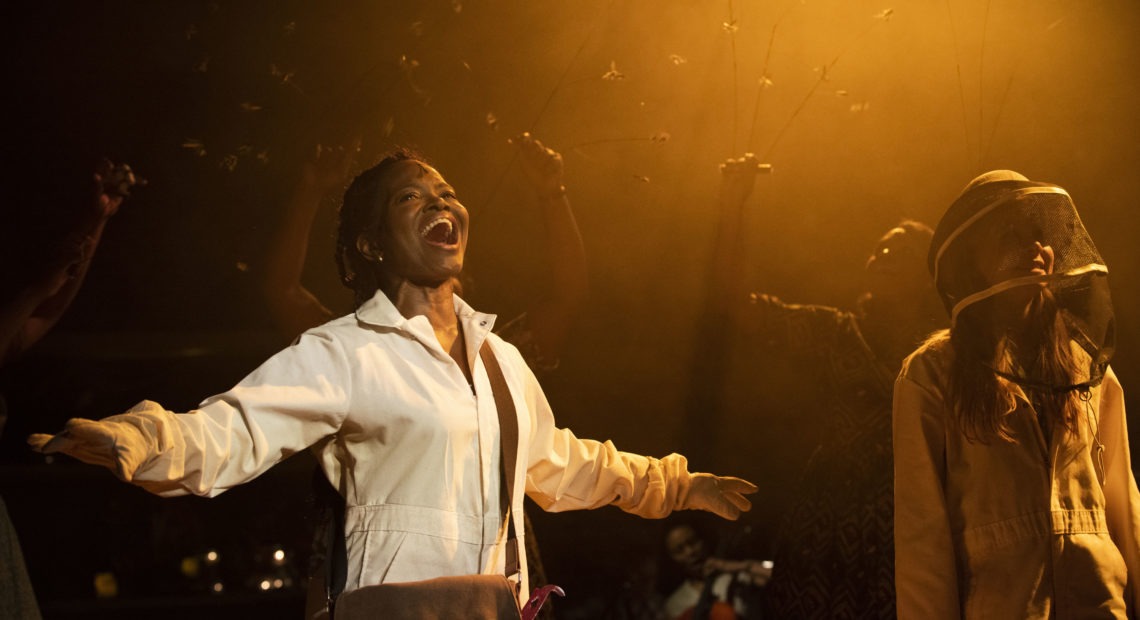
[5,1,1140,615]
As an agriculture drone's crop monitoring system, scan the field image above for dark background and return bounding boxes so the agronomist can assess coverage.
[3,1,1139,617]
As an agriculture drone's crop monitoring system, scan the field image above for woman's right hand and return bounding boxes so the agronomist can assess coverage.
[718,153,763,207]
[512,133,565,199]
[28,418,149,481]
[299,138,362,196]
[682,473,758,520]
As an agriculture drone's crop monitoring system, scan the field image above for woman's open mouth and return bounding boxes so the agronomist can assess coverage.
[420,216,460,248]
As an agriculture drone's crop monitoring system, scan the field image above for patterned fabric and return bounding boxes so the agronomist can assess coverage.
[740,296,897,619]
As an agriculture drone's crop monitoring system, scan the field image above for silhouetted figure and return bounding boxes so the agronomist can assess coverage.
[662,521,770,620]
[690,154,945,618]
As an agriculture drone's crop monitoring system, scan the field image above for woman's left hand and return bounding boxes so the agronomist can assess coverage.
[682,473,758,520]
[300,138,362,195]
[512,132,565,198]
[29,417,151,482]
[718,153,762,207]
[93,159,143,220]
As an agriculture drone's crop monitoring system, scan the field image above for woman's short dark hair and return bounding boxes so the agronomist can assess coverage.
[334,147,427,307]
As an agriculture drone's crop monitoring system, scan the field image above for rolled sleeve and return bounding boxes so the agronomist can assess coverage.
[519,361,692,518]
[124,329,351,497]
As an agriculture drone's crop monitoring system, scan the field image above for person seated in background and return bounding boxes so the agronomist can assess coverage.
[663,521,771,620]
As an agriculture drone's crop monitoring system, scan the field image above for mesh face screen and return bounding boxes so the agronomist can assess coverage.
[932,182,1114,389]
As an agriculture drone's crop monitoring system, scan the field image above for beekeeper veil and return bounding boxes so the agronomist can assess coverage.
[928,170,1114,390]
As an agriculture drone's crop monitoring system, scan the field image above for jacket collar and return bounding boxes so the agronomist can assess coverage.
[354,289,497,338]
[354,289,408,329]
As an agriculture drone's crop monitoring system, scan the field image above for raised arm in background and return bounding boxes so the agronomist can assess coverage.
[262,142,359,338]
[1,161,138,366]
[497,133,589,370]
[707,154,764,325]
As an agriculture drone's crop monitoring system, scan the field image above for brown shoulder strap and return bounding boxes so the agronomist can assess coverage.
[478,341,521,577]
[323,341,523,617]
